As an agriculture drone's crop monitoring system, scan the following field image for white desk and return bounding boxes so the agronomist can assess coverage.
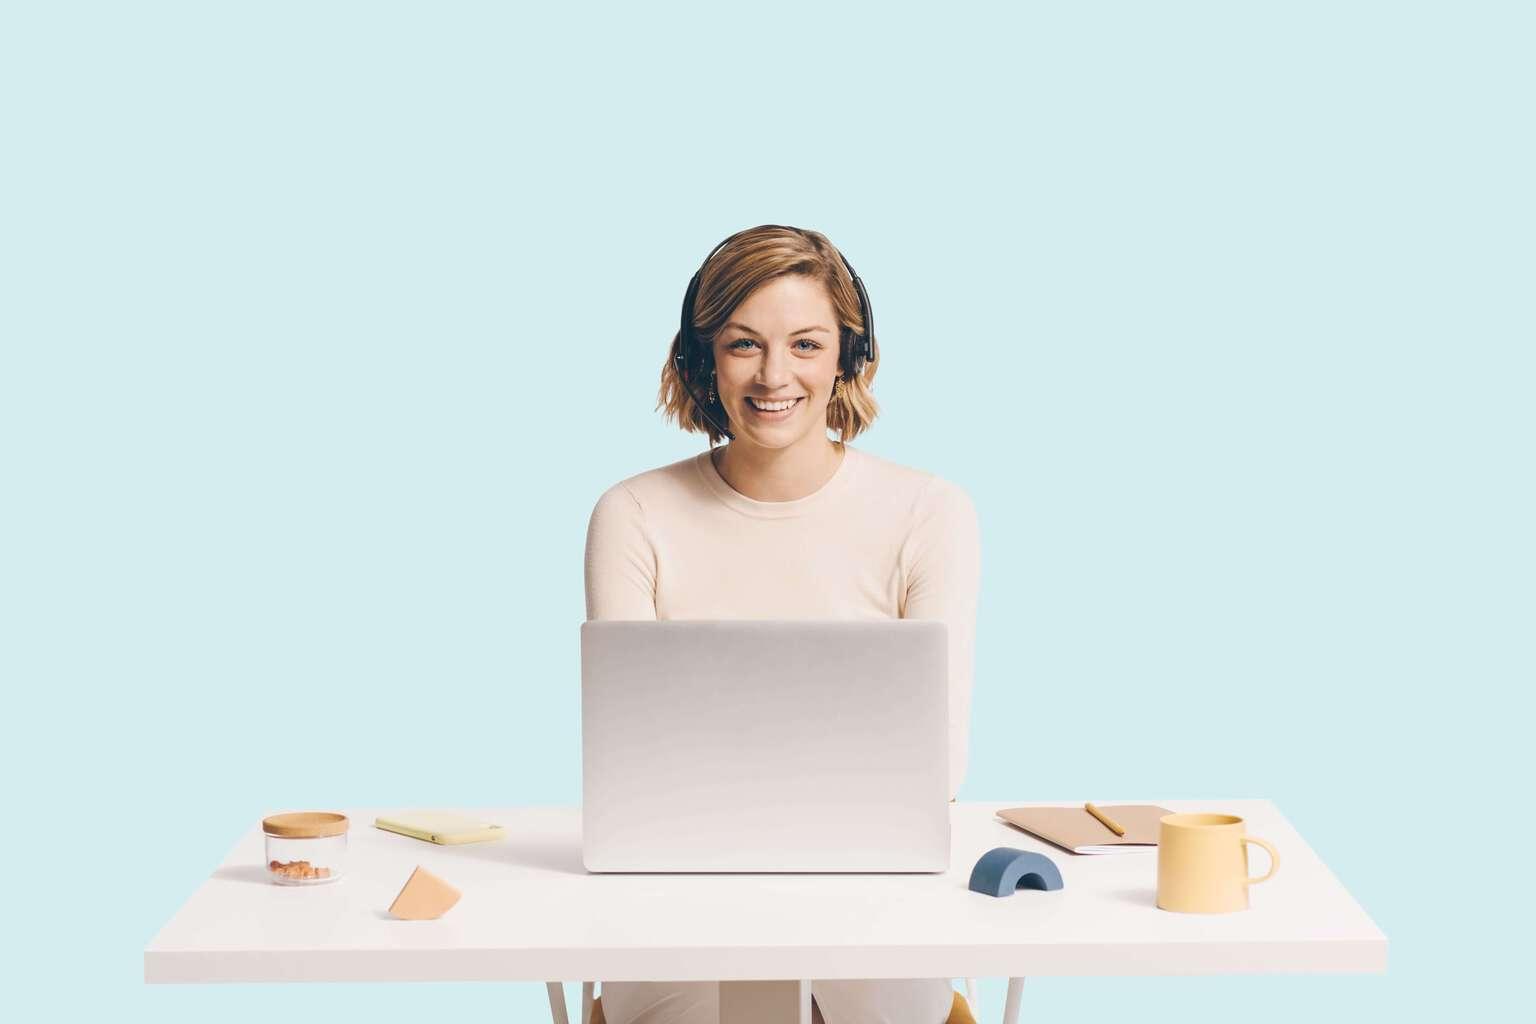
[146,800,1386,1022]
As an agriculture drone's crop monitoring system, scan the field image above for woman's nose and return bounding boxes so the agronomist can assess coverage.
[755,345,791,385]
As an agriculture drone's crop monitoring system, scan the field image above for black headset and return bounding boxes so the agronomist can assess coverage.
[672,227,876,441]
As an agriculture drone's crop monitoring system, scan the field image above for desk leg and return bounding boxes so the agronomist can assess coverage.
[546,982,570,1024]
[1003,977,1026,1024]
[718,980,811,1024]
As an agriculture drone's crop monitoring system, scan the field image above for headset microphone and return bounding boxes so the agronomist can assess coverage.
[674,228,877,444]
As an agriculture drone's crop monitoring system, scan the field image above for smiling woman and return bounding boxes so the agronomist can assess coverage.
[586,224,980,1024]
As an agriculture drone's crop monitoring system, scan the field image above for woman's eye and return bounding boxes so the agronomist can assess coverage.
[729,338,822,350]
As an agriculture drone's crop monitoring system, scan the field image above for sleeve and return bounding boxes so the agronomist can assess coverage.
[901,476,982,801]
[583,483,659,621]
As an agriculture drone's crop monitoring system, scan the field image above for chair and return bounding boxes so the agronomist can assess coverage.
[547,982,980,1024]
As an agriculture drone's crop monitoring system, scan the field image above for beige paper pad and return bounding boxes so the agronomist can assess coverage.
[996,804,1174,854]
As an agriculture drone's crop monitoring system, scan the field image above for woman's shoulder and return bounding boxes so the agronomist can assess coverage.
[847,446,975,514]
[852,450,979,560]
[591,451,709,514]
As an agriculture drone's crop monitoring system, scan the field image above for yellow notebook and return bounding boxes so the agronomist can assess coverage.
[996,804,1173,854]
[374,811,506,845]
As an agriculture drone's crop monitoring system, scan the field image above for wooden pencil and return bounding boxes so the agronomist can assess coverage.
[1084,802,1126,837]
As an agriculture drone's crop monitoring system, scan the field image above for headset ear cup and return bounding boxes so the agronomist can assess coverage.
[843,330,871,378]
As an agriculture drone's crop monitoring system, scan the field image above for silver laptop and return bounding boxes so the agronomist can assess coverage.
[581,619,950,873]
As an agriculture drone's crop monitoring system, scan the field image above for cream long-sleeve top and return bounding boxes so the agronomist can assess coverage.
[583,443,982,799]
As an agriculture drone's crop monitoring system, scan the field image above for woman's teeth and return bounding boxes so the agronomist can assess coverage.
[747,397,802,412]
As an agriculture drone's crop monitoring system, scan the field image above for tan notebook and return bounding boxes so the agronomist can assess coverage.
[996,804,1174,854]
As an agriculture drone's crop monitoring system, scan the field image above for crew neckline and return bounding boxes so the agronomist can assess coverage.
[695,443,859,519]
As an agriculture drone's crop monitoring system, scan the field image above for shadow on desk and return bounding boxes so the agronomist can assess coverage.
[426,837,588,876]
[1103,887,1158,908]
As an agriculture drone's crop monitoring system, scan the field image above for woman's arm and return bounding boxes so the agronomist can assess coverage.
[584,483,659,621]
[901,476,982,801]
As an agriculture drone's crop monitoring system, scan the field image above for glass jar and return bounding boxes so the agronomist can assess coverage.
[262,812,348,885]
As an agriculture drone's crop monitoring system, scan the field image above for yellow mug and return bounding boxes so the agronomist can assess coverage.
[1156,813,1279,913]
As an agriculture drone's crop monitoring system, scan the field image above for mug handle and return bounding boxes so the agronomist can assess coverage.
[1243,836,1279,885]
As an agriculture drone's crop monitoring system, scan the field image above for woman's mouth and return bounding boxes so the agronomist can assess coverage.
[745,396,803,421]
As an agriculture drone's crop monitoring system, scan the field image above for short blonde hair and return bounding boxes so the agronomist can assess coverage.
[658,224,881,446]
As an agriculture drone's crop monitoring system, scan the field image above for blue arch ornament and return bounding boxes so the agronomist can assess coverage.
[967,847,1065,897]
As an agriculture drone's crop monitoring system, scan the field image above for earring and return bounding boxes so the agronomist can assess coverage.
[706,370,716,404]
[831,373,844,401]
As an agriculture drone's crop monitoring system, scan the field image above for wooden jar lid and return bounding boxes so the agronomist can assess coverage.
[262,811,349,838]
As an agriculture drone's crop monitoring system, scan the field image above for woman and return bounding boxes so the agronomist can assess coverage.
[584,224,981,1024]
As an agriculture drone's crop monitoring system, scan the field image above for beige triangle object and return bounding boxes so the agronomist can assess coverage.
[387,865,462,920]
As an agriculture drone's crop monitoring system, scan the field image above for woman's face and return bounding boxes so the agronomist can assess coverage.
[711,274,842,452]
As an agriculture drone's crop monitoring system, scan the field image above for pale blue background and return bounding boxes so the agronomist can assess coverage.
[2,1,1530,1021]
